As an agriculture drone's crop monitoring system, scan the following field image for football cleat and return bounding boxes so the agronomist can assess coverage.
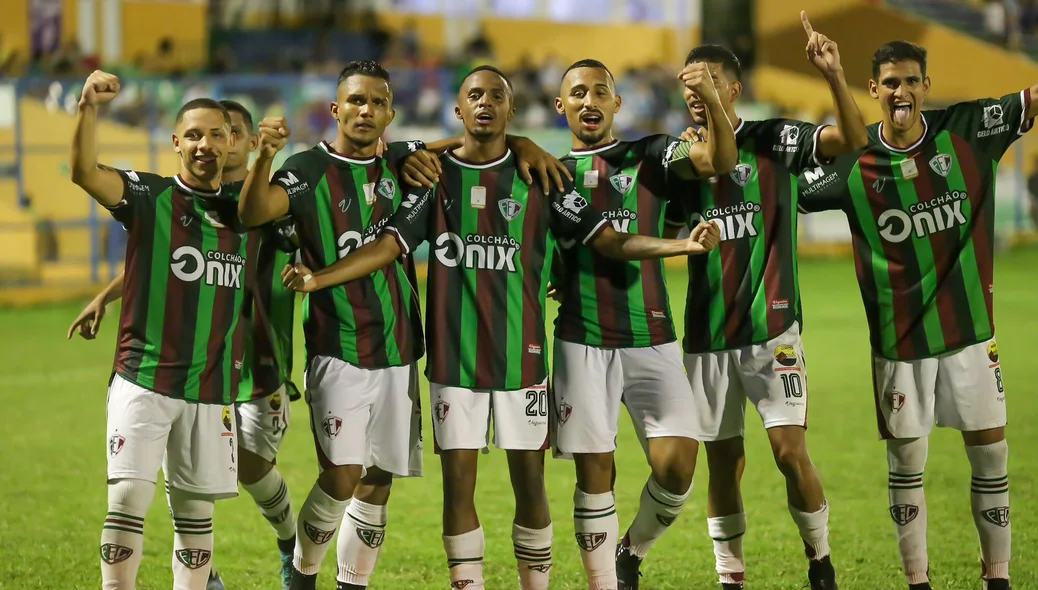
[206,567,225,590]
[280,551,294,590]
[807,555,838,590]
[615,540,643,590]
[908,584,933,590]
[289,569,317,590]
[721,583,745,590]
[984,579,1011,590]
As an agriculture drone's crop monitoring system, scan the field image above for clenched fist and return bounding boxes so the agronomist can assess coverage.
[257,117,291,159]
[688,220,721,253]
[80,70,120,107]
[678,62,720,103]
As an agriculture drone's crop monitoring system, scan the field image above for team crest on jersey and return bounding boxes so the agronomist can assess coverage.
[983,105,1004,129]
[609,173,634,194]
[889,504,919,526]
[434,401,450,424]
[558,402,573,425]
[175,548,212,569]
[730,164,753,187]
[100,543,133,564]
[378,178,396,200]
[108,434,125,457]
[269,391,283,411]
[357,528,386,548]
[322,415,343,438]
[929,153,953,177]
[498,198,523,221]
[575,532,607,552]
[983,506,1010,527]
[888,390,906,414]
[221,407,233,432]
[987,341,999,363]
[304,521,335,544]
[774,344,798,367]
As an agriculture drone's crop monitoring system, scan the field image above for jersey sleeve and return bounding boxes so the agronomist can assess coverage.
[271,154,316,218]
[943,90,1035,159]
[548,186,609,245]
[384,185,435,256]
[104,169,165,229]
[643,134,702,184]
[797,153,855,213]
[384,140,428,173]
[761,119,830,174]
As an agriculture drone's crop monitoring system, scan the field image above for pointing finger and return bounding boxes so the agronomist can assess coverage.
[801,10,814,37]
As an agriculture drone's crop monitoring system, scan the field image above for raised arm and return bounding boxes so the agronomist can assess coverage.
[71,70,128,207]
[589,221,720,260]
[239,117,292,228]
[802,11,869,158]
[282,234,402,293]
[677,63,738,177]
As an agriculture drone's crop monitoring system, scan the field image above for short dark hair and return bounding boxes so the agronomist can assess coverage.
[871,41,927,79]
[337,60,393,93]
[562,58,615,83]
[175,98,230,126]
[463,64,513,93]
[685,44,742,81]
[219,100,254,132]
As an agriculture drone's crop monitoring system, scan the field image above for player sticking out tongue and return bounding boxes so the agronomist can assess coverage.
[870,41,932,146]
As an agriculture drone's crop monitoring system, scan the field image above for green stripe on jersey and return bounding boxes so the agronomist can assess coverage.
[890,152,945,353]
[701,184,726,350]
[505,172,527,388]
[185,212,221,400]
[459,167,481,385]
[315,175,357,356]
[223,235,248,403]
[270,249,295,379]
[574,156,602,346]
[935,132,990,340]
[742,151,770,343]
[138,188,174,390]
[620,161,650,344]
[848,162,897,354]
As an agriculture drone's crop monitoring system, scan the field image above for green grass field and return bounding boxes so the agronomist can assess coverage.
[3,249,1038,590]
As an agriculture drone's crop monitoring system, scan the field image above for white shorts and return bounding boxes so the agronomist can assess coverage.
[429,379,549,452]
[873,337,1007,439]
[552,340,701,455]
[305,357,423,477]
[106,374,238,499]
[235,386,291,463]
[684,321,809,441]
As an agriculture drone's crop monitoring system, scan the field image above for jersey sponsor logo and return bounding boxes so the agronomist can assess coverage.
[561,191,588,214]
[363,182,376,205]
[889,504,919,526]
[730,163,753,187]
[433,232,521,272]
[499,198,523,221]
[221,407,233,431]
[406,140,423,153]
[322,415,343,439]
[100,543,133,564]
[609,173,634,194]
[873,177,887,193]
[175,548,212,569]
[987,341,999,363]
[690,203,760,242]
[604,208,638,233]
[888,390,905,414]
[527,344,542,355]
[125,170,140,182]
[170,246,245,288]
[181,215,191,227]
[982,104,1006,134]
[876,190,969,243]
[772,299,790,311]
[108,434,125,457]
[900,158,920,180]
[583,169,599,188]
[304,521,336,544]
[356,528,386,548]
[575,532,607,552]
[400,189,429,209]
[802,166,841,196]
[662,140,680,171]
[378,178,396,200]
[929,153,953,177]
[434,400,450,424]
[775,125,801,153]
[983,506,1010,527]
[774,344,798,367]
[276,172,310,197]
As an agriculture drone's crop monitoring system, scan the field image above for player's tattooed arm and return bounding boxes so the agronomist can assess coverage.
[801,11,869,157]
[71,70,127,208]
[239,117,292,228]
[589,221,720,260]
[281,234,402,293]
[676,63,738,177]
[67,272,124,340]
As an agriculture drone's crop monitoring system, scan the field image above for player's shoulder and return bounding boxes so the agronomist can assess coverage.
[282,145,326,169]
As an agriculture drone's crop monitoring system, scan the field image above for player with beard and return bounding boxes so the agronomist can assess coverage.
[69,99,302,590]
[799,41,1036,590]
[548,58,736,590]
[659,13,869,590]
[280,65,720,590]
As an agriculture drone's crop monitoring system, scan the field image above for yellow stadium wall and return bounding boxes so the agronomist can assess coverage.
[121,1,208,68]
[0,0,79,59]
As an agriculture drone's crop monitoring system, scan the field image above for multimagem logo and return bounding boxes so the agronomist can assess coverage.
[434,233,520,271]
[170,246,244,288]
[801,166,840,196]
[604,209,637,233]
[877,191,969,243]
[337,217,390,258]
[689,202,761,241]
[276,171,310,197]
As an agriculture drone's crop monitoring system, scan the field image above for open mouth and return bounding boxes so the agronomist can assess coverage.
[475,111,495,124]
[580,111,603,129]
[194,155,217,165]
[892,101,913,126]
[690,102,707,115]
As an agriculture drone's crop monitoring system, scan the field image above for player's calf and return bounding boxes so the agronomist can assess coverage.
[440,449,485,589]
[506,450,552,590]
[293,466,361,584]
[887,437,930,587]
[168,487,217,590]
[336,471,394,590]
[573,452,619,590]
[704,438,747,588]
[100,479,154,589]
[239,447,296,588]
[963,428,1011,585]
[766,426,832,566]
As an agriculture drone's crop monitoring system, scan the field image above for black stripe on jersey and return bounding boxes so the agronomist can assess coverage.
[165,192,205,398]
[429,166,465,386]
[484,166,515,384]
[120,196,156,381]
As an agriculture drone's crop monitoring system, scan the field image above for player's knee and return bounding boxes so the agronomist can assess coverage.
[771,442,810,479]
[318,465,363,502]
[886,437,928,472]
[108,478,156,514]
[236,447,273,485]
[574,452,614,493]
[441,451,478,504]
[355,468,395,505]
[705,438,745,478]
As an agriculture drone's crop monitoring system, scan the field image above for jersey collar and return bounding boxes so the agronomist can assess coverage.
[174,175,222,197]
[877,114,929,153]
[568,139,620,156]
[445,148,511,169]
[319,141,377,165]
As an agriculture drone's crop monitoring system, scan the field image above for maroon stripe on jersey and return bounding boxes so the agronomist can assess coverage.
[473,169,502,389]
[720,179,751,344]
[634,162,667,342]
[590,157,621,338]
[116,202,149,380]
[153,191,199,397]
[913,160,963,348]
[757,156,786,336]
[200,216,239,403]
[951,134,994,333]
[521,179,546,386]
[429,184,455,385]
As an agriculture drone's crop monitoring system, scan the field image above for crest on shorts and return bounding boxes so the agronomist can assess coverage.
[575,532,607,552]
[269,391,283,411]
[889,504,919,526]
[773,344,798,367]
[357,528,386,548]
[888,390,905,414]
[987,341,999,363]
[108,434,125,457]
[322,415,343,439]
[558,402,573,425]
[304,521,335,544]
[100,543,133,564]
[983,506,1010,527]
[434,400,450,424]
[221,407,233,432]
[175,548,212,569]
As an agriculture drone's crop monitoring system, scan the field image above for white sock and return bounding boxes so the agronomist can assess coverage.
[168,487,215,590]
[573,487,618,590]
[789,502,831,560]
[966,440,1011,580]
[888,437,930,585]
[513,522,552,590]
[242,468,296,542]
[101,479,155,590]
[294,482,349,575]
[443,527,485,589]
[337,499,388,587]
[707,513,746,586]
[625,477,690,558]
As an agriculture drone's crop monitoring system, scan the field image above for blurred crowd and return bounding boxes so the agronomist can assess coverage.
[983,0,1038,49]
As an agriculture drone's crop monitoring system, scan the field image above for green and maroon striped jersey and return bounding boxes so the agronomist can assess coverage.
[799,90,1033,360]
[555,135,698,348]
[386,149,608,390]
[108,172,255,404]
[667,119,827,353]
[272,141,424,369]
